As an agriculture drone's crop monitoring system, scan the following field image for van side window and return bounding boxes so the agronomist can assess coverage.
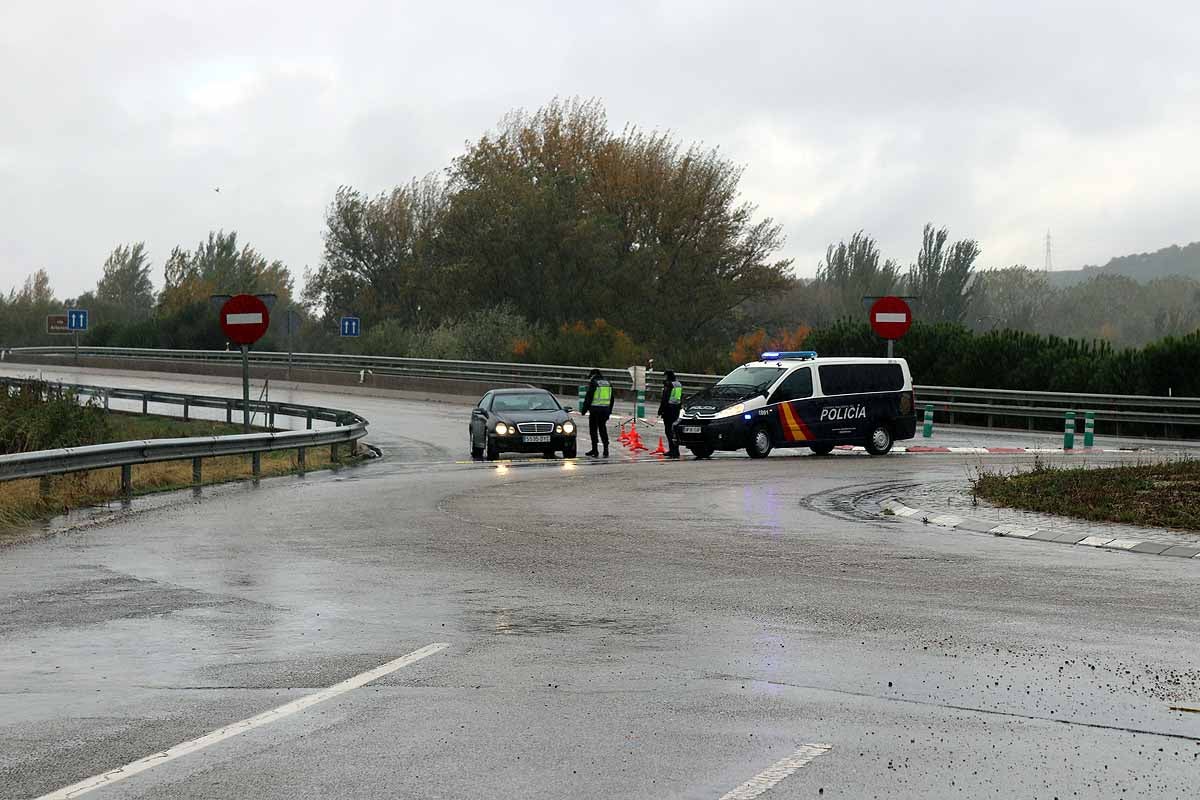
[818,364,904,395]
[770,367,813,403]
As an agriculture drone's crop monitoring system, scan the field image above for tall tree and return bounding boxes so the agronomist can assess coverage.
[438,97,791,352]
[305,177,448,325]
[159,230,293,315]
[96,242,155,318]
[815,231,902,319]
[969,266,1056,332]
[908,223,979,324]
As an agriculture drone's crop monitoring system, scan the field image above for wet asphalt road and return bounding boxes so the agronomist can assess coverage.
[1,367,1198,799]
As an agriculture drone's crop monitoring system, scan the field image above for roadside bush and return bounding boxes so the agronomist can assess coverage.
[0,381,109,454]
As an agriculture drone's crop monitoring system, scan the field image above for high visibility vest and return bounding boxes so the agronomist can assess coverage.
[594,380,613,408]
[668,382,683,405]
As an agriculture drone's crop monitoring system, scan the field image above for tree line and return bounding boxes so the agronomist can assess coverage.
[2,97,1198,386]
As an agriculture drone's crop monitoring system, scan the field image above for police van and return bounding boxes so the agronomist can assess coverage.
[673,351,917,459]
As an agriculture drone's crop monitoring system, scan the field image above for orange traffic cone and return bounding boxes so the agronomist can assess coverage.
[630,428,648,452]
[652,436,666,456]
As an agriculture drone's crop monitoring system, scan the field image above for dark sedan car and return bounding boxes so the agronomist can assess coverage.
[469,388,578,460]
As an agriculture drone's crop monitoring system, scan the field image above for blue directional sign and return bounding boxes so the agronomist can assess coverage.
[340,316,361,337]
[67,308,89,331]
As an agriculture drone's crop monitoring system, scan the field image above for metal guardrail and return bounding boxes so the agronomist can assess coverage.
[0,376,369,489]
[3,345,1199,434]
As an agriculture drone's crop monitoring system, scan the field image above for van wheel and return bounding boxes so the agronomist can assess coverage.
[808,443,835,456]
[688,445,714,459]
[865,424,893,456]
[746,426,773,459]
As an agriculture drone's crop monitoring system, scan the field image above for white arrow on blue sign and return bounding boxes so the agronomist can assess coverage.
[340,316,361,337]
[67,309,89,331]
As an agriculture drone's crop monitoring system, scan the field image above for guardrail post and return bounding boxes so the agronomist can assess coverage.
[226,401,233,423]
[192,457,202,486]
[297,447,306,473]
[330,442,340,463]
[183,398,190,421]
[306,411,313,430]
[120,464,132,498]
[251,452,261,478]
[268,407,276,429]
[1063,411,1076,451]
[141,396,148,415]
[39,476,52,498]
[1083,412,1095,448]
[103,391,109,411]
[922,404,934,438]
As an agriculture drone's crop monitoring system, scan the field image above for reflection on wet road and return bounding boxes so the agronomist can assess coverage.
[1,365,1198,800]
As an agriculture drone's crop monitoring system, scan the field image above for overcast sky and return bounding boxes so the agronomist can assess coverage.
[3,0,1199,297]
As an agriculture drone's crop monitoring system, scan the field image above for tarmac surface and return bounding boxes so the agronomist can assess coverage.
[1,365,1198,799]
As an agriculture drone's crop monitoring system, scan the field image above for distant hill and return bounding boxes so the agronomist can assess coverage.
[1047,241,1200,287]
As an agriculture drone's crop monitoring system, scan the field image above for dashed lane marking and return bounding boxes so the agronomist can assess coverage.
[718,743,833,800]
[36,642,451,800]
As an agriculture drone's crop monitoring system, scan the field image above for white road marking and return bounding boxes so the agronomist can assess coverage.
[37,642,450,800]
[224,312,263,325]
[1103,539,1142,550]
[719,743,832,800]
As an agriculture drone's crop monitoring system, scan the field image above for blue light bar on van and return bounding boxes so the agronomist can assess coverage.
[761,351,818,361]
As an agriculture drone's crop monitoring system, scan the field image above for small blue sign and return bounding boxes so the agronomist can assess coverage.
[67,308,89,331]
[340,316,361,337]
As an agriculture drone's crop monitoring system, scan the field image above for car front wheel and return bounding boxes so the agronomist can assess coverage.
[688,445,715,459]
[865,424,893,456]
[486,438,500,461]
[745,425,773,459]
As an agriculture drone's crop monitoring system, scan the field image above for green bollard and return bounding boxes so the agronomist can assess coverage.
[1063,411,1076,450]
[577,385,586,412]
[922,404,934,438]
[1083,411,1095,448]
[636,389,645,420]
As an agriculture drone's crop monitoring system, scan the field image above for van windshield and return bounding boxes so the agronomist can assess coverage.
[716,366,783,394]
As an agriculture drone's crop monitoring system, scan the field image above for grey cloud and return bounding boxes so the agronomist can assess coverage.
[2,0,1198,297]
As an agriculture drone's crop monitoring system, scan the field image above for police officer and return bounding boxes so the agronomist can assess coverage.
[581,368,613,457]
[658,370,684,458]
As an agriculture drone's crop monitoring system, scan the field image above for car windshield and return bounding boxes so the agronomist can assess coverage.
[716,366,783,393]
[492,393,560,413]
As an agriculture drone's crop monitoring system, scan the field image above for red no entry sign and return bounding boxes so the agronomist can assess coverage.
[869,296,912,340]
[220,294,271,345]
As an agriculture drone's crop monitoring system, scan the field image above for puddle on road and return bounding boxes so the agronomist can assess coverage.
[465,605,663,637]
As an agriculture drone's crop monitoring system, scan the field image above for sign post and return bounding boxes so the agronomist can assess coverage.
[286,309,303,380]
[67,308,88,364]
[219,294,271,432]
[868,296,913,357]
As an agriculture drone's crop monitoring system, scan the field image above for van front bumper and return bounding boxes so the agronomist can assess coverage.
[673,418,748,450]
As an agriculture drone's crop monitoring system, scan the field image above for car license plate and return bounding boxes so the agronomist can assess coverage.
[682,426,701,434]
[523,435,551,443]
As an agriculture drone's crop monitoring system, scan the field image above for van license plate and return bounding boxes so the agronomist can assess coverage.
[682,426,701,434]
[523,435,551,443]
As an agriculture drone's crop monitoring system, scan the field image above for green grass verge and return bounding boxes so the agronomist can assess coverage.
[972,458,1200,530]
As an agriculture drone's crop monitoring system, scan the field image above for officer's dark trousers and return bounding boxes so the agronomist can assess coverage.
[589,410,611,454]
[662,410,680,456]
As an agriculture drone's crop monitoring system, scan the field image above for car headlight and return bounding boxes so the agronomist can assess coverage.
[495,422,511,435]
[562,421,575,434]
[713,403,746,419]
